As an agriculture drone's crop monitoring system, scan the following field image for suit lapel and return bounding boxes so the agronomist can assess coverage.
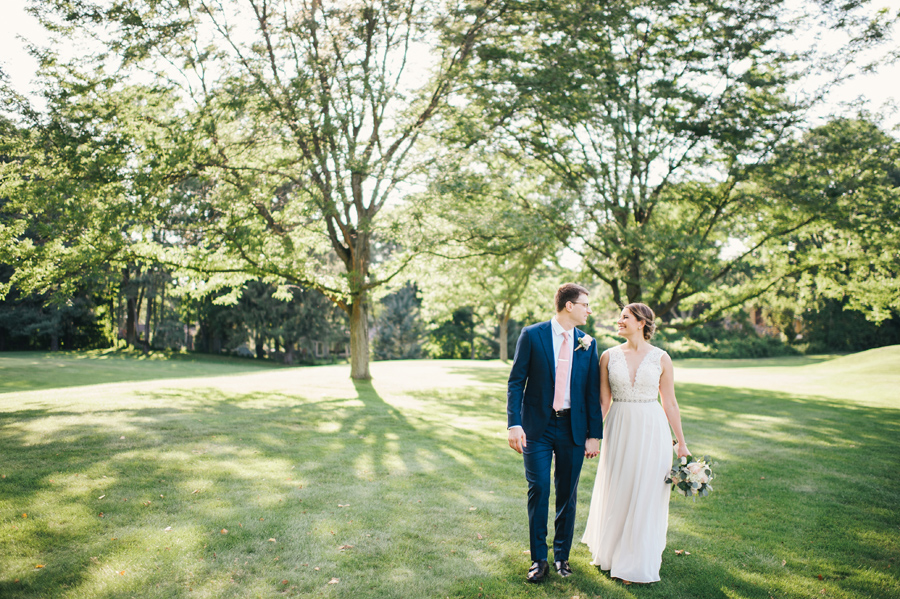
[539,321,555,381]
[569,329,583,392]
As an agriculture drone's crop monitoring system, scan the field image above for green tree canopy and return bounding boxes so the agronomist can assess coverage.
[457,0,898,324]
[9,0,509,378]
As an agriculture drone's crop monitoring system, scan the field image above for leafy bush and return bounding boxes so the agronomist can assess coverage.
[654,317,799,359]
[799,299,900,354]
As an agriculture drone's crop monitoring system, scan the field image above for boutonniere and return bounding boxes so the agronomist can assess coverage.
[576,334,593,351]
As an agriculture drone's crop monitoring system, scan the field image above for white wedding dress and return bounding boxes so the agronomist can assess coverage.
[582,345,672,583]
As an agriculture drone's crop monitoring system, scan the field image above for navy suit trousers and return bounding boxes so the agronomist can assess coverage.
[522,416,585,562]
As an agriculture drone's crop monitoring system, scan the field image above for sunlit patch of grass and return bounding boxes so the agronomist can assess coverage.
[0,349,290,394]
[0,351,898,598]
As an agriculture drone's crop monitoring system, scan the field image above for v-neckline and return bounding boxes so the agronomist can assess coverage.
[620,346,653,388]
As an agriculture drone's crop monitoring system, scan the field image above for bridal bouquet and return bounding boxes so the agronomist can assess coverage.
[665,455,714,499]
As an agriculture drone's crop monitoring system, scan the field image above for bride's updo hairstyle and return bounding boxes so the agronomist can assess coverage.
[624,302,656,340]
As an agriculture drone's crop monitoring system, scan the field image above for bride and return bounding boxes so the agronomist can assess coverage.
[581,303,690,583]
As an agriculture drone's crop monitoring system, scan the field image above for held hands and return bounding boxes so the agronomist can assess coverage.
[584,438,600,459]
[675,440,690,459]
[508,427,527,454]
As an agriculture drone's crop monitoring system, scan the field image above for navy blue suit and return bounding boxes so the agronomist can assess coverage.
[507,321,602,562]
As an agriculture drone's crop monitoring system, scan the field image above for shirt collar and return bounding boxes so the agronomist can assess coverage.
[551,316,574,336]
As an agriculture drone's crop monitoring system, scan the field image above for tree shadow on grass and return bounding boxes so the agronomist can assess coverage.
[1,377,898,598]
[0,379,527,598]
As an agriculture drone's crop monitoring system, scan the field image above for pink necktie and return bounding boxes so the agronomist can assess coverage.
[553,331,570,412]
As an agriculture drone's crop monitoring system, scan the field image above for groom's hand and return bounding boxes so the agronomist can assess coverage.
[508,426,527,454]
[584,438,600,459]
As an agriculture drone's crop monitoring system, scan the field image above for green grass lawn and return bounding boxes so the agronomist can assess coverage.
[1,348,898,599]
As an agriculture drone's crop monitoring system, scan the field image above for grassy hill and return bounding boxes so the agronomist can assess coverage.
[676,345,900,408]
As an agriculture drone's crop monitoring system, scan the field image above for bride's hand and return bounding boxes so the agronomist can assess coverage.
[675,441,690,459]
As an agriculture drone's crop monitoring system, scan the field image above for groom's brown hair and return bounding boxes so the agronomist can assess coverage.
[555,283,589,313]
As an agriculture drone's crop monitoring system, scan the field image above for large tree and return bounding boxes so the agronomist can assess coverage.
[22,0,508,378]
[0,72,179,348]
[748,117,900,326]
[461,0,898,324]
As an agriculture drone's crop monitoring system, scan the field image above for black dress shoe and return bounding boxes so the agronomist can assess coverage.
[555,560,573,577]
[526,560,550,583]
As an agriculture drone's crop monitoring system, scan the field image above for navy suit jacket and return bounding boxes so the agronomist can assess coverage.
[507,321,603,445]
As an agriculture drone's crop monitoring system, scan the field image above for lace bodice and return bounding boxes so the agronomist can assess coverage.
[607,345,665,403]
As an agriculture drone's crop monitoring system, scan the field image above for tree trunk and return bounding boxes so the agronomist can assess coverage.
[499,312,510,362]
[626,253,642,303]
[135,285,145,345]
[255,337,266,359]
[125,296,137,347]
[145,296,155,349]
[122,267,137,347]
[349,299,371,380]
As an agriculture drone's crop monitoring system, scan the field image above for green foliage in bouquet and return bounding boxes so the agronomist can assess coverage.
[665,454,714,499]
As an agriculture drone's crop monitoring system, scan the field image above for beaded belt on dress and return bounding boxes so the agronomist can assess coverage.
[613,398,658,403]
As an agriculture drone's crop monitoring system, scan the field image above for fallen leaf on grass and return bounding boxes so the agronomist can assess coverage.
[328,578,339,584]
[477,534,483,540]
[782,560,786,566]
[674,550,691,555]
[268,538,277,543]
[35,565,44,569]
[339,545,353,550]
[98,495,106,500]
[165,527,172,532]
[22,513,27,518]
[98,513,104,518]
[221,529,228,534]
[118,571,125,576]
[469,507,477,511]
[337,504,349,508]
[192,489,200,494]
[818,575,823,580]
[281,580,289,585]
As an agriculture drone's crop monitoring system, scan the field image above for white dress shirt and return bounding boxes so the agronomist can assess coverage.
[550,316,574,410]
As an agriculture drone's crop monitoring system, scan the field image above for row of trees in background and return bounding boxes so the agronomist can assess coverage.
[1,0,899,373]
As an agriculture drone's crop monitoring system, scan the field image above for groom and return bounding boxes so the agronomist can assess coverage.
[507,283,602,582]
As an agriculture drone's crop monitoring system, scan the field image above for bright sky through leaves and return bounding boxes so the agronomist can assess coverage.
[2,0,898,128]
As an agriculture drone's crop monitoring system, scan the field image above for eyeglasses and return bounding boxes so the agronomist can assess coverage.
[571,301,590,309]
